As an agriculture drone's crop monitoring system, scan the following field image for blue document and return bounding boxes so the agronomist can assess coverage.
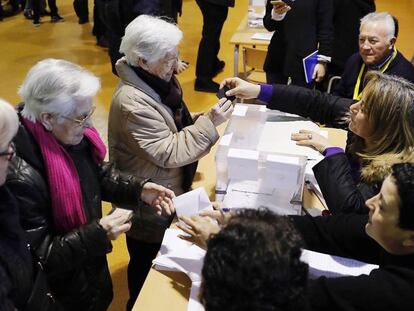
[302,50,318,84]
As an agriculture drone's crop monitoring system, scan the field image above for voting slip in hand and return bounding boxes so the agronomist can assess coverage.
[172,187,213,218]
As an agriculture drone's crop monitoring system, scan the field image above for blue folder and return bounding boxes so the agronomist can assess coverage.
[302,50,318,84]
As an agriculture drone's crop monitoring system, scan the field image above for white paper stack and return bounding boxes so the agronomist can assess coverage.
[153,229,206,311]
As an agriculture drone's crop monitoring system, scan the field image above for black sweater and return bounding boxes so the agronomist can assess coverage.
[292,214,414,311]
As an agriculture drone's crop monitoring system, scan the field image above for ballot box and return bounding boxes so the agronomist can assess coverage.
[215,103,325,215]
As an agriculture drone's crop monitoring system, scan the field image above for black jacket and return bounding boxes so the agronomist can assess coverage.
[263,0,334,81]
[0,186,33,311]
[292,214,414,311]
[334,51,414,99]
[266,84,377,214]
[199,0,235,7]
[329,0,376,76]
[6,118,146,311]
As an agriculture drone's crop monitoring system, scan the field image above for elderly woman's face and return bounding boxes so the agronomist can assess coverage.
[48,98,95,146]
[0,141,14,185]
[145,48,179,81]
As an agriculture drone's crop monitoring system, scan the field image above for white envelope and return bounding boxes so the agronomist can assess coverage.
[173,187,213,217]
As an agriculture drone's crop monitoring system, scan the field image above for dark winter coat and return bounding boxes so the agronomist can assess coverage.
[6,113,146,311]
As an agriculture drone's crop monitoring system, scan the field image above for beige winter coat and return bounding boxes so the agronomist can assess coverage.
[108,58,219,242]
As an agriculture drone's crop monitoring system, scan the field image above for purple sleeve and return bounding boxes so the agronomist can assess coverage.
[257,84,273,103]
[323,147,345,157]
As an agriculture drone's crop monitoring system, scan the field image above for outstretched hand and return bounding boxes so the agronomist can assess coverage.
[141,182,175,216]
[220,77,261,100]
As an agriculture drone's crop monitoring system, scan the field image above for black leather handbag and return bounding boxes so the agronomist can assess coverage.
[24,247,61,311]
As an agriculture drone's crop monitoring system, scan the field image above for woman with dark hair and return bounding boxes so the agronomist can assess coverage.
[180,162,414,311]
[201,209,309,311]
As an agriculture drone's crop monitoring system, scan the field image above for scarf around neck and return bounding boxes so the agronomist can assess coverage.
[132,65,198,192]
[21,117,106,233]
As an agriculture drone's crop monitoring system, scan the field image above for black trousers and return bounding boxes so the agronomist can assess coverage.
[32,0,58,20]
[125,237,161,311]
[195,0,228,80]
[73,0,88,20]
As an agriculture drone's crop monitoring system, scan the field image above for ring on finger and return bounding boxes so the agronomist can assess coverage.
[307,133,312,139]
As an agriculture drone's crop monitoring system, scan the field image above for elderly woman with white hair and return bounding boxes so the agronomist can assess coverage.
[6,58,175,311]
[107,15,233,309]
[0,99,34,310]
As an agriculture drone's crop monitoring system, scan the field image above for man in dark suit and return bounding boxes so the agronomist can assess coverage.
[194,0,235,93]
[334,12,414,99]
[263,0,334,88]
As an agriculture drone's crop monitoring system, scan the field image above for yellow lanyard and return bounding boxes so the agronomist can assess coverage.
[353,48,398,100]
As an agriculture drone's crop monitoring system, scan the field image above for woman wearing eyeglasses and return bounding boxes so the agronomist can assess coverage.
[5,58,175,311]
[107,15,234,310]
[0,98,34,310]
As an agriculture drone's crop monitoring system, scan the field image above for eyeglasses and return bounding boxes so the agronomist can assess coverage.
[60,106,96,127]
[0,142,15,161]
[163,54,179,67]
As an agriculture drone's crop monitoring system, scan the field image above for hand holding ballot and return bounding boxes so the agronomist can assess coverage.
[291,129,333,154]
[219,77,260,100]
[205,98,234,126]
[99,208,134,240]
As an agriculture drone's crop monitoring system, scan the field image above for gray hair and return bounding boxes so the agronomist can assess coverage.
[360,12,396,41]
[0,98,19,146]
[18,59,100,122]
[120,15,183,66]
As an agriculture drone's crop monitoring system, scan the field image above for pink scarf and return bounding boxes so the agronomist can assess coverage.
[21,117,106,233]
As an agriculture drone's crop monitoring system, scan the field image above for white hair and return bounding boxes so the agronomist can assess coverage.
[0,98,19,146]
[18,58,101,122]
[360,12,396,41]
[120,15,183,66]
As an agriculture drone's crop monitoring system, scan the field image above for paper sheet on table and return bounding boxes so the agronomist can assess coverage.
[251,32,273,41]
[301,249,379,279]
[153,229,206,282]
[173,187,213,217]
[257,121,326,159]
[187,281,204,311]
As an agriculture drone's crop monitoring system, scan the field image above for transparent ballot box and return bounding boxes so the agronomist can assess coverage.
[215,103,321,215]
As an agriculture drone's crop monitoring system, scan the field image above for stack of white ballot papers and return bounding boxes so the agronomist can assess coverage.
[153,229,206,311]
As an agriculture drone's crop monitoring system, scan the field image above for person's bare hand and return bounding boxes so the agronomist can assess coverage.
[199,206,233,226]
[206,98,234,127]
[99,211,133,240]
[220,77,261,99]
[291,129,333,154]
[175,60,189,75]
[272,1,291,14]
[312,63,326,82]
[177,215,220,249]
[141,182,175,216]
